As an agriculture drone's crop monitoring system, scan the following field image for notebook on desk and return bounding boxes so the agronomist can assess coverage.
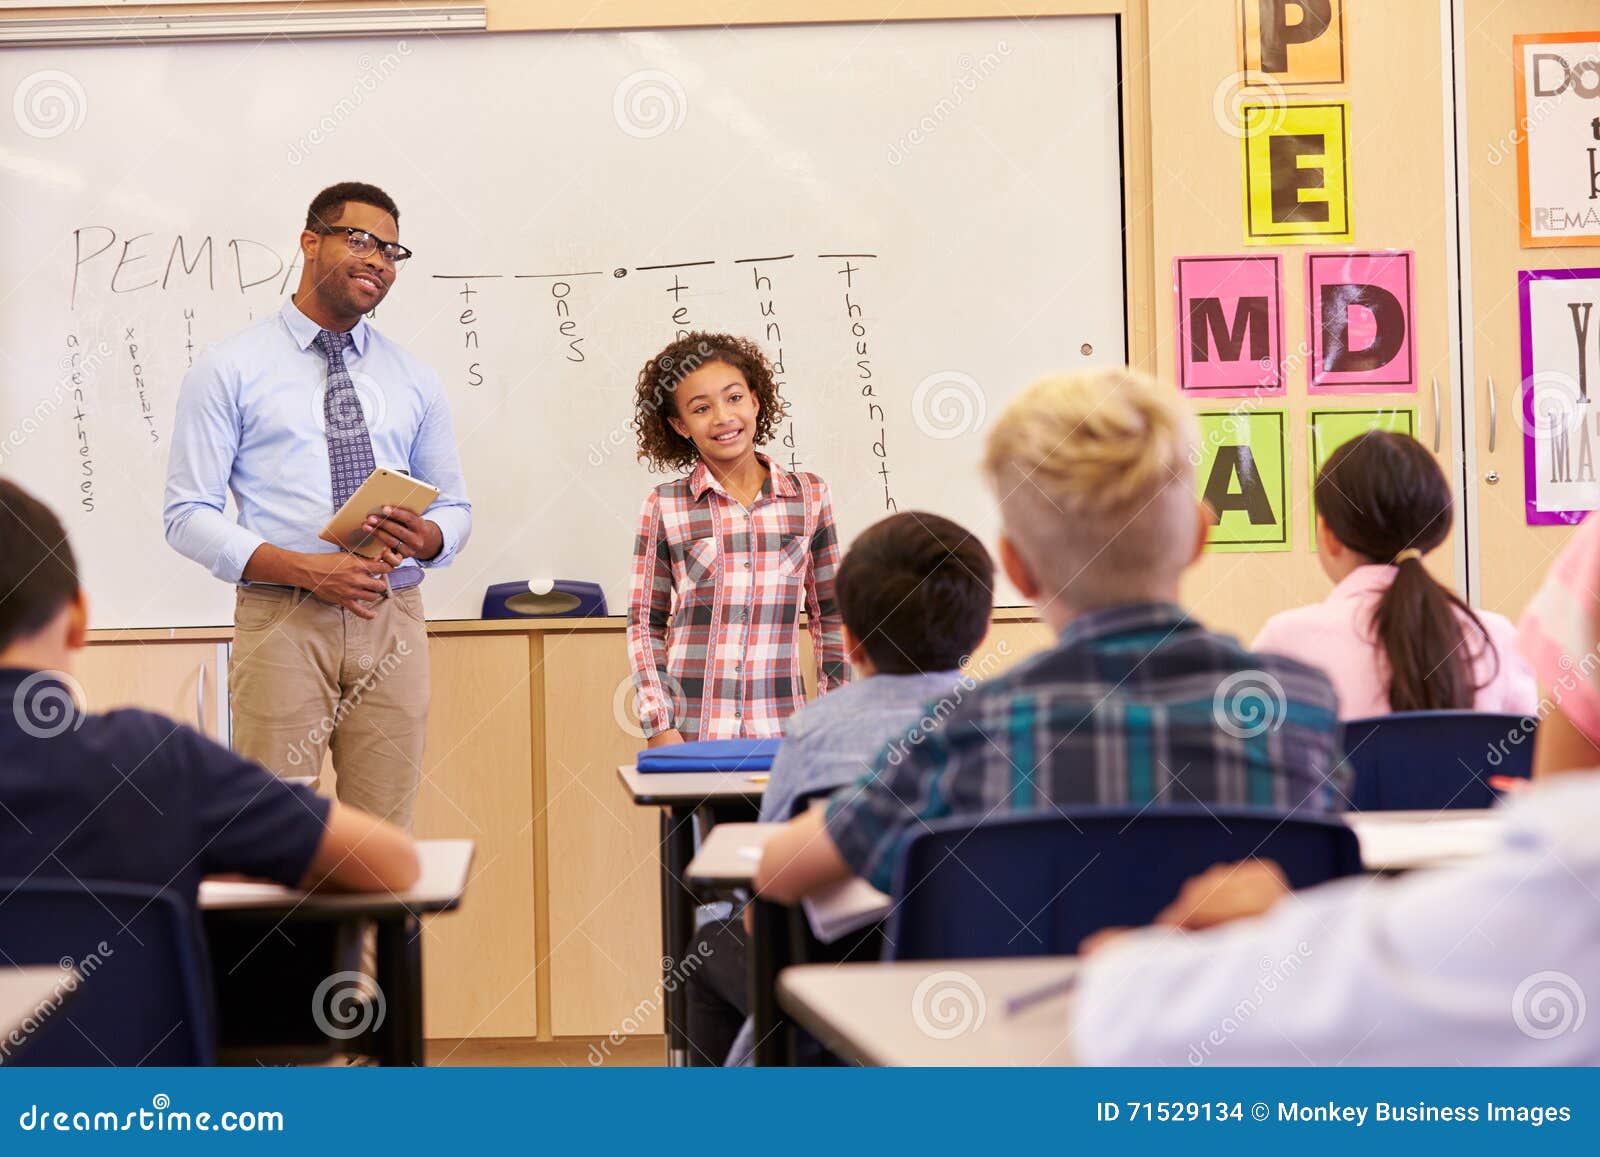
[803,877,892,943]
[636,738,781,772]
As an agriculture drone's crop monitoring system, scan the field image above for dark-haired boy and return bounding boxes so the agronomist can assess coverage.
[0,478,419,905]
[685,511,996,1064]
[164,181,470,829]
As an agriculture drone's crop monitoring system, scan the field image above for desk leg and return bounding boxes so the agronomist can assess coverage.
[658,806,697,1068]
[375,915,425,1067]
[748,898,794,1067]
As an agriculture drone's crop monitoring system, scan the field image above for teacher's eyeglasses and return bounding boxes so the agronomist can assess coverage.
[311,222,414,267]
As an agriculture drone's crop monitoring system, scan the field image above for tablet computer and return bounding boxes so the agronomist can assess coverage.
[319,467,440,559]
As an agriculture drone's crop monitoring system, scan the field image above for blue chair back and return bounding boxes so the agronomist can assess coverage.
[0,879,215,1065]
[885,805,1362,960]
[1340,711,1534,810]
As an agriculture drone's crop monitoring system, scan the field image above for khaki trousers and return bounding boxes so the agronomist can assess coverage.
[230,584,430,830]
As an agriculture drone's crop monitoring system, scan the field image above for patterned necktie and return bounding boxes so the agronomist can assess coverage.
[313,329,376,510]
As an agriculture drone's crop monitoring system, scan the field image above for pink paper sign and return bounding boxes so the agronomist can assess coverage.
[1174,255,1285,397]
[1306,250,1417,393]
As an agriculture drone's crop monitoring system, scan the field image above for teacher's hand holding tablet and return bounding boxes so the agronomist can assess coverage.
[361,504,443,562]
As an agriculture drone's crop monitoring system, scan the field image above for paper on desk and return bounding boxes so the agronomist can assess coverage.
[802,877,892,943]
[199,880,298,905]
[1355,817,1499,869]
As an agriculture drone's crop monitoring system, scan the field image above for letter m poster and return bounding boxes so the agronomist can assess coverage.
[1175,255,1285,396]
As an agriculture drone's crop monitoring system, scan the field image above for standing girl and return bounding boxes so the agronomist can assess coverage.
[627,332,848,746]
[1252,431,1535,719]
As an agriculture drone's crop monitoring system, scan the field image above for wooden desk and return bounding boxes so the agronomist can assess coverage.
[617,765,765,1067]
[779,958,1080,1066]
[0,966,77,1060]
[200,839,473,1066]
[1346,809,1501,871]
[614,764,770,807]
[199,839,474,914]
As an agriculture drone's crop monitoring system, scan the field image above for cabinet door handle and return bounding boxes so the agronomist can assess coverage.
[1487,375,1498,454]
[195,664,206,734]
[1431,375,1441,452]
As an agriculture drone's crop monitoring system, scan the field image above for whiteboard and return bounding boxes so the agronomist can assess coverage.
[0,18,1125,626]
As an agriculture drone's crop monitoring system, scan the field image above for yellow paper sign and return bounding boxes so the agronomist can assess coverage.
[1243,101,1352,244]
[1239,0,1347,87]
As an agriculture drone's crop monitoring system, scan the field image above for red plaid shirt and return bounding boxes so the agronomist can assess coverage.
[628,454,849,741]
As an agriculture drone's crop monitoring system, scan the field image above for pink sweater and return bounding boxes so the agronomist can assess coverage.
[1519,515,1600,741]
[1252,565,1537,720]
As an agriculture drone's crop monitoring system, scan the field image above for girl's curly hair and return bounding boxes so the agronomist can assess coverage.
[632,331,788,473]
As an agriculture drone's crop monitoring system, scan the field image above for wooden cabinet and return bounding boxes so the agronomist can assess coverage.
[972,620,1054,677]
[412,634,539,1040]
[542,630,664,1037]
[76,639,224,739]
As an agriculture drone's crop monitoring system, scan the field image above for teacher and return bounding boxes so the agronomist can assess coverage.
[164,181,470,829]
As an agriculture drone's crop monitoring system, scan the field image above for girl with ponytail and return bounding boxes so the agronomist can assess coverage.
[1252,431,1535,718]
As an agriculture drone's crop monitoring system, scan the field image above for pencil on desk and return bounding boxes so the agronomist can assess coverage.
[1004,972,1078,1016]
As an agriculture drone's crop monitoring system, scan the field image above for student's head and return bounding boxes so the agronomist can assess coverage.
[298,181,405,323]
[632,332,787,473]
[982,368,1203,623]
[1314,430,1494,711]
[835,512,995,676]
[0,480,87,669]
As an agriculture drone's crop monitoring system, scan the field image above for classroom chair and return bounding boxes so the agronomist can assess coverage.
[1340,711,1535,811]
[883,806,1363,960]
[0,879,215,1065]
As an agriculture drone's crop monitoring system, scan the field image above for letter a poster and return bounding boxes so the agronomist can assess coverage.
[1196,410,1289,552]
[1520,267,1600,525]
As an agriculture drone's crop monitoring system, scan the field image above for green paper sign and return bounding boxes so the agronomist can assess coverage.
[1307,407,1417,547]
[1196,410,1290,552]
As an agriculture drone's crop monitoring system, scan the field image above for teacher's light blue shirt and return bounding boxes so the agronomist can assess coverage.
[164,297,471,585]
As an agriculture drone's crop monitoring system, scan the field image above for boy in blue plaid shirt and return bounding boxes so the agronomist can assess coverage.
[756,368,1344,901]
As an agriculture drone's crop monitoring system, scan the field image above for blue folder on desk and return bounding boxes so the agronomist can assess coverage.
[636,738,780,772]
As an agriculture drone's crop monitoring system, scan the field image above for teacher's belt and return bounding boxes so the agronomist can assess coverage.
[240,566,424,596]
